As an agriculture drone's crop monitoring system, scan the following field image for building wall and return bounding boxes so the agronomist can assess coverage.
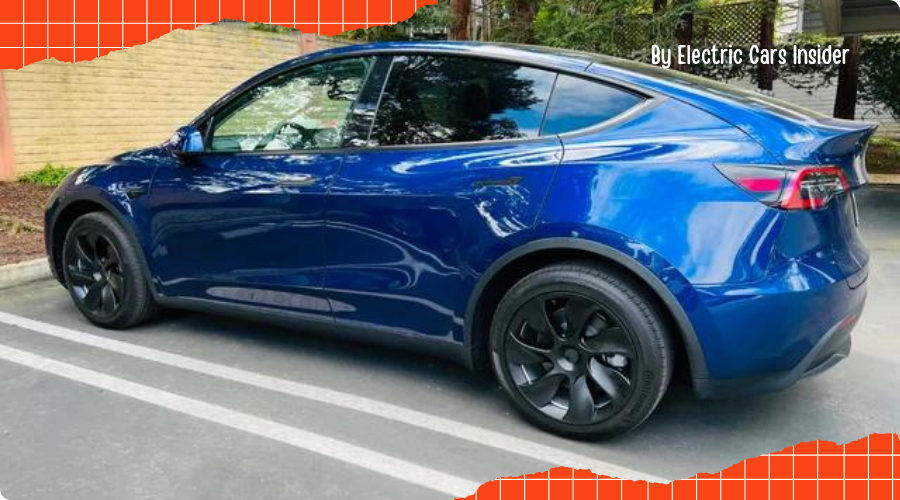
[731,78,900,138]
[777,0,805,37]
[771,0,899,138]
[0,23,347,177]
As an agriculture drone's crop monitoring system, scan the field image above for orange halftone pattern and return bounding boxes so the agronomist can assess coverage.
[0,0,436,69]
[459,433,899,500]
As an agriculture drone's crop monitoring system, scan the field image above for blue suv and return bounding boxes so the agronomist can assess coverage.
[45,42,872,438]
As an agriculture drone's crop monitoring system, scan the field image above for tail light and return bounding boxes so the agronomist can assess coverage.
[715,164,850,211]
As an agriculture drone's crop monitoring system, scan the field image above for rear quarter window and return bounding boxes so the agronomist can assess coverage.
[541,75,645,135]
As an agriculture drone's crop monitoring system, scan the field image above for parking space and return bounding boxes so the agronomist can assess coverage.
[0,186,898,499]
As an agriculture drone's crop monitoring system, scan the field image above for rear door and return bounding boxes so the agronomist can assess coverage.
[324,54,563,342]
[148,57,375,318]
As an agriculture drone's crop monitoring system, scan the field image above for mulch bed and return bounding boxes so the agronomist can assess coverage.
[0,182,55,266]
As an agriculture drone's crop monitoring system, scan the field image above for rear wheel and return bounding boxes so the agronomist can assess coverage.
[489,262,673,439]
[62,212,157,329]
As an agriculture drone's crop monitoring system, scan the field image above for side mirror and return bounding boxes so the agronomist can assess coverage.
[170,126,205,155]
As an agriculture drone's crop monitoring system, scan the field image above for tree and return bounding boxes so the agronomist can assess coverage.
[507,0,540,44]
[672,0,694,72]
[449,0,471,40]
[834,35,862,119]
[757,0,778,91]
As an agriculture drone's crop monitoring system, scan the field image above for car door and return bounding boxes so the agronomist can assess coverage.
[324,54,563,342]
[148,56,376,319]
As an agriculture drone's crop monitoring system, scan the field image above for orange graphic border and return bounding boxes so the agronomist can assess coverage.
[459,433,899,500]
[1,0,435,69]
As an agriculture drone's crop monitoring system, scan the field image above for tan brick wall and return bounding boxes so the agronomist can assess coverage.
[1,24,348,175]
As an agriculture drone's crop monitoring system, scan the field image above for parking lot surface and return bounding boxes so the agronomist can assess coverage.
[0,186,898,499]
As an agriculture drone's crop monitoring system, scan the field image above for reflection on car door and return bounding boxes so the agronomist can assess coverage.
[324,54,564,342]
[148,57,375,320]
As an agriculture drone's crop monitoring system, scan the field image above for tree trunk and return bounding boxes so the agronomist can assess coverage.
[673,0,693,72]
[449,0,471,41]
[757,0,777,92]
[507,0,538,44]
[834,35,862,120]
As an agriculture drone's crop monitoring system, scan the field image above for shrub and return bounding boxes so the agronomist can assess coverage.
[17,163,74,187]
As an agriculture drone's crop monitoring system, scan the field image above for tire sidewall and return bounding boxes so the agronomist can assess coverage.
[489,267,669,439]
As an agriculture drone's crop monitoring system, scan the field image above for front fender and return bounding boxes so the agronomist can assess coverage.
[45,162,157,290]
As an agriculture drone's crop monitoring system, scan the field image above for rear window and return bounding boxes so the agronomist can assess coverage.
[593,55,828,122]
[369,55,556,146]
[541,75,644,135]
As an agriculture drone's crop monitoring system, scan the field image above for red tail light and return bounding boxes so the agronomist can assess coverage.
[780,167,850,210]
[715,164,850,211]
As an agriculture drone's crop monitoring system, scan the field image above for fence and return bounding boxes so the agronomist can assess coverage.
[615,1,766,55]
[0,22,350,180]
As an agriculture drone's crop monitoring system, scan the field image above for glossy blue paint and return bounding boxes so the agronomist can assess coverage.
[45,42,870,397]
[326,138,563,341]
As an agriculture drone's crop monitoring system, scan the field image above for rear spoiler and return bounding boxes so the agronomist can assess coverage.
[789,119,878,188]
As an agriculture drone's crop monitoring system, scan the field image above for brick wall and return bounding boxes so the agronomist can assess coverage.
[0,23,349,178]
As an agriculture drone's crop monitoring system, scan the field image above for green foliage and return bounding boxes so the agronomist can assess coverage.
[247,22,295,34]
[859,36,900,121]
[17,163,74,187]
[871,136,900,153]
[341,0,450,41]
[530,0,700,54]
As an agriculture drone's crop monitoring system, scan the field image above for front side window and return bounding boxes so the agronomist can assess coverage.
[541,75,645,136]
[369,55,556,146]
[208,57,374,152]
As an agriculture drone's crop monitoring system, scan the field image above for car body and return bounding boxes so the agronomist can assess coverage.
[45,41,872,436]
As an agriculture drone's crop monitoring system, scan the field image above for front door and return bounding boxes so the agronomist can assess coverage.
[148,56,375,319]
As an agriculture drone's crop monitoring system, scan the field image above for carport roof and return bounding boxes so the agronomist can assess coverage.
[818,0,900,35]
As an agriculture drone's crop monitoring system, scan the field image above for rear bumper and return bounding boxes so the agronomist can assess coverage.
[694,307,857,399]
[691,267,867,399]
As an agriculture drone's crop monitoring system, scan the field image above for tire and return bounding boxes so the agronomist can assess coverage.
[489,261,673,439]
[61,212,157,329]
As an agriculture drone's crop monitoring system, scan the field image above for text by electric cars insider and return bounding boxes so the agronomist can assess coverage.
[651,43,851,69]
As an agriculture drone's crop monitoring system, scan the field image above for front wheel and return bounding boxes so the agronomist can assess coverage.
[62,212,157,329]
[489,262,673,439]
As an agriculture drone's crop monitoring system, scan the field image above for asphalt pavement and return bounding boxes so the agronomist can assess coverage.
[0,186,897,499]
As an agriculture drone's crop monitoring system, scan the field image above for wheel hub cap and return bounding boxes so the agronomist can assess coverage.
[503,294,637,425]
[65,231,126,318]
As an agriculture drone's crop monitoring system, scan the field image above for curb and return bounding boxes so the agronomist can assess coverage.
[869,174,900,185]
[0,258,52,290]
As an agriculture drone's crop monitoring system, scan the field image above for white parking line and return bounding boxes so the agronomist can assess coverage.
[0,342,480,498]
[0,311,665,483]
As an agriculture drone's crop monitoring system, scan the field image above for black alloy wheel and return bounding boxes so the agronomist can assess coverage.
[66,230,126,318]
[490,262,673,439]
[505,294,636,425]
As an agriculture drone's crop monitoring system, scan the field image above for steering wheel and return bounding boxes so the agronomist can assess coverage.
[262,121,316,150]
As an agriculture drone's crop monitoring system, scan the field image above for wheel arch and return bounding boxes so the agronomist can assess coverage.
[465,238,708,381]
[48,195,156,294]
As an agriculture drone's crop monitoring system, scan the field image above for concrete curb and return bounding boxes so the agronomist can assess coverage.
[870,174,900,185]
[0,258,52,290]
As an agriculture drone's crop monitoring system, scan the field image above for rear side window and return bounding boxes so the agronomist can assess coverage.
[369,55,556,146]
[541,75,644,136]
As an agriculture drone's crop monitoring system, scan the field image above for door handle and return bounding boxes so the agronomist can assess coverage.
[473,176,522,188]
[278,174,317,187]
